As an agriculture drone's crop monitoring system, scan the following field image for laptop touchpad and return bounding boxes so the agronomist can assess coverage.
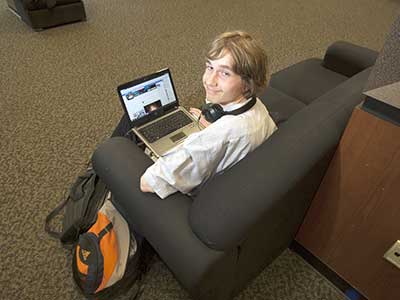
[170,131,186,143]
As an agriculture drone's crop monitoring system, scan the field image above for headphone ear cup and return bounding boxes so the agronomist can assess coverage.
[201,103,225,123]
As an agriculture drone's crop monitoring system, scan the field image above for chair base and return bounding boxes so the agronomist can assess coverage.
[9,0,86,31]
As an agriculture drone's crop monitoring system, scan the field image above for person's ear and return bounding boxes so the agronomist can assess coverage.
[241,78,252,96]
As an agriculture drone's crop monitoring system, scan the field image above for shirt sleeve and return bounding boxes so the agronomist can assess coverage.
[141,129,228,199]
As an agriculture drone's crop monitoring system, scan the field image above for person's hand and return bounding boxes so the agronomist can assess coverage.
[140,175,154,193]
[190,107,211,128]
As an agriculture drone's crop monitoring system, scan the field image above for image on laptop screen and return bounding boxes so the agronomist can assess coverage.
[119,72,177,122]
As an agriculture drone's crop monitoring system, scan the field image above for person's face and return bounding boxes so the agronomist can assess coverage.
[202,52,246,105]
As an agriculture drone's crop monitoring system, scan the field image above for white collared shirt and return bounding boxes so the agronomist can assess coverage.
[142,98,277,199]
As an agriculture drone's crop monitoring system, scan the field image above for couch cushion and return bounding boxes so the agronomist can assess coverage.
[270,58,348,105]
[259,86,306,123]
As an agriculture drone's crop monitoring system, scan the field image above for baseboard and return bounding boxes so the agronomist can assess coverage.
[289,240,368,300]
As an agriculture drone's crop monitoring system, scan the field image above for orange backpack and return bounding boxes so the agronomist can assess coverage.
[72,198,144,299]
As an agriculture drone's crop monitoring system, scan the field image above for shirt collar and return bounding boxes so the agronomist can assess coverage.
[205,97,253,112]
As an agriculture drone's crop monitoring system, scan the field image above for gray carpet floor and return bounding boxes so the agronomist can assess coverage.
[1,1,399,299]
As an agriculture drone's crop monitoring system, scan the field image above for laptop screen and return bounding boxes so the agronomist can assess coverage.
[118,69,178,124]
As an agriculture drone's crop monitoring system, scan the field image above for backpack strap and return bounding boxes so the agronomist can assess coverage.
[44,192,70,239]
[44,167,98,241]
[69,168,96,201]
[97,222,113,240]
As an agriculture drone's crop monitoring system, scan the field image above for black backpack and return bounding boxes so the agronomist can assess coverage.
[45,166,152,299]
[45,167,108,248]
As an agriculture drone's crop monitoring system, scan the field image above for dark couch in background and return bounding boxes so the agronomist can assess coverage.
[92,41,378,300]
[8,0,86,30]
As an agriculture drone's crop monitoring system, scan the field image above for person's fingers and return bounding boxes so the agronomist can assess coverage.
[190,107,210,127]
[190,107,201,114]
[199,117,211,128]
[190,107,202,118]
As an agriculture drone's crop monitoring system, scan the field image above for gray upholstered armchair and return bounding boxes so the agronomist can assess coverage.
[92,41,378,300]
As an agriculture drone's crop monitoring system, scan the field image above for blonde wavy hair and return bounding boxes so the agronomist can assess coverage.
[206,31,269,98]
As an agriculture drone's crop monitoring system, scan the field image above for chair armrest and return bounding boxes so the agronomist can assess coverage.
[323,41,378,77]
[91,137,154,219]
[91,137,231,292]
[188,123,335,252]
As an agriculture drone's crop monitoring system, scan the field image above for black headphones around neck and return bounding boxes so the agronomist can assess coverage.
[201,97,257,123]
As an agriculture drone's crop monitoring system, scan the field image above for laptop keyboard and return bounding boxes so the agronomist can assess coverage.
[139,110,193,143]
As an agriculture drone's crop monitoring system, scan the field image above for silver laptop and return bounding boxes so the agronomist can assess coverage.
[117,68,203,158]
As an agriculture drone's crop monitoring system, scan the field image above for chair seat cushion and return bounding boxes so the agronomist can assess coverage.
[270,58,348,105]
